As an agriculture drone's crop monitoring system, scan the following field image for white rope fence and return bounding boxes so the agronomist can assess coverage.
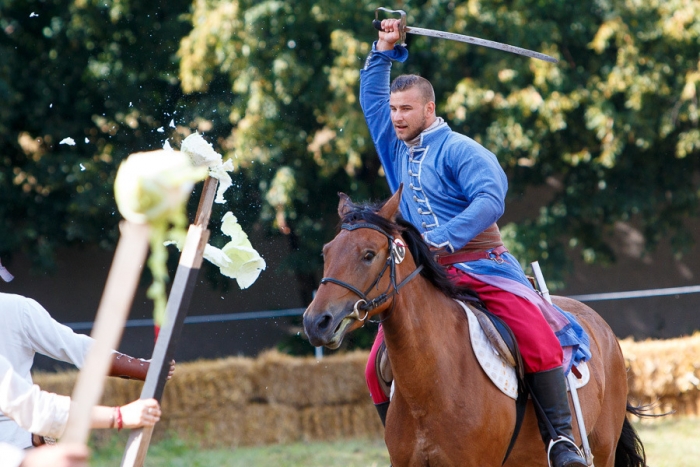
[567,284,700,302]
[65,284,700,331]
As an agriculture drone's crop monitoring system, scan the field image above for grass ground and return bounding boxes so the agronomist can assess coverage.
[634,418,700,467]
[90,417,697,466]
[91,436,391,467]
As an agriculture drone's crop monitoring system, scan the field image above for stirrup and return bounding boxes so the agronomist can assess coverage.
[546,436,587,467]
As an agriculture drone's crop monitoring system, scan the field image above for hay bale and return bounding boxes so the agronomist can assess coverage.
[33,370,78,396]
[253,350,369,407]
[620,333,700,417]
[100,378,144,407]
[160,356,255,415]
[31,336,700,441]
[620,334,700,397]
[34,368,144,405]
[299,401,383,442]
[238,403,300,446]
[160,403,300,448]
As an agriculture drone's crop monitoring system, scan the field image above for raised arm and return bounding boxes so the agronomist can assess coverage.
[359,19,409,193]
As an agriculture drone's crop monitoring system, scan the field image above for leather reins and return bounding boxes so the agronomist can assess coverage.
[320,222,424,323]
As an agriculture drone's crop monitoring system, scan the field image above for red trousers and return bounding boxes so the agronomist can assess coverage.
[365,266,563,404]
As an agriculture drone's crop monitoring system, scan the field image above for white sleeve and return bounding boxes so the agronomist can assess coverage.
[0,442,25,467]
[20,298,94,368]
[0,355,71,439]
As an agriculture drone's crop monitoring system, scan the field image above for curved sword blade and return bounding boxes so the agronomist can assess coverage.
[406,26,558,64]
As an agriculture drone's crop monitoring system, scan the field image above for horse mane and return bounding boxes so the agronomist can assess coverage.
[339,198,481,303]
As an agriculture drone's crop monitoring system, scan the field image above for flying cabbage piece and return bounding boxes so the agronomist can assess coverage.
[203,212,266,289]
[166,211,266,290]
[114,149,208,327]
[180,132,235,204]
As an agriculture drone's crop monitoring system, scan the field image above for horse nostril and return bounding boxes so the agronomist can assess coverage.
[317,312,333,331]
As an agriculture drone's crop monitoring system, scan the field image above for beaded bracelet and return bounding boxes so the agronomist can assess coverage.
[114,406,123,431]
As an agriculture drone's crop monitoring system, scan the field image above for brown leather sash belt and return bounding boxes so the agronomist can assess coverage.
[436,245,509,266]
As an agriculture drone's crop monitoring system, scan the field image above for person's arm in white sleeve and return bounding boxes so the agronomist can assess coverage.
[1,354,162,439]
[19,297,93,367]
[19,296,173,381]
[0,354,71,438]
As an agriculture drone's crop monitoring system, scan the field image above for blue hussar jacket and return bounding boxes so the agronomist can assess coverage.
[359,42,525,283]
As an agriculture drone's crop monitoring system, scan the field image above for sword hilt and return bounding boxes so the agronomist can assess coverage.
[373,7,407,46]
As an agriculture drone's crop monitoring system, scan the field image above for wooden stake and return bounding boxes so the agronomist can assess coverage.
[61,221,151,445]
[120,177,218,467]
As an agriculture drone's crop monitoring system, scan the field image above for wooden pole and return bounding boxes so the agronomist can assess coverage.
[61,221,151,445]
[120,177,218,467]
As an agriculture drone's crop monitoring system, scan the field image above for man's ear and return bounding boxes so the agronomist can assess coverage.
[426,101,436,117]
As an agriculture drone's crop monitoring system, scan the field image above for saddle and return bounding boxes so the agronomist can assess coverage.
[470,302,525,382]
[374,300,525,400]
[374,300,590,400]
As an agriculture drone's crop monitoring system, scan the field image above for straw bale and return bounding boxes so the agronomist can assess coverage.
[33,369,144,405]
[253,350,369,407]
[619,333,700,400]
[99,378,144,406]
[158,407,243,446]
[160,356,255,415]
[238,403,300,446]
[30,337,700,443]
[299,402,383,442]
[160,403,300,448]
[33,370,78,396]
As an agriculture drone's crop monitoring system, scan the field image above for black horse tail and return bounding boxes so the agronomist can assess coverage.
[614,403,651,467]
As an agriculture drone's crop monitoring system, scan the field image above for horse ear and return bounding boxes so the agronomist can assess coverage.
[378,184,403,221]
[338,192,353,218]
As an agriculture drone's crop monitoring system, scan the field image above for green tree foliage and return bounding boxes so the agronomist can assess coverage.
[2,0,699,296]
[178,0,700,283]
[436,0,700,270]
[176,0,393,303]
[0,0,197,270]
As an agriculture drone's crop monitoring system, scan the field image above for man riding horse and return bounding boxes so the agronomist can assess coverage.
[360,18,590,467]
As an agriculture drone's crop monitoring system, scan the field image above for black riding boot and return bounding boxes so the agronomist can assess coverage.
[526,367,587,467]
[374,401,389,427]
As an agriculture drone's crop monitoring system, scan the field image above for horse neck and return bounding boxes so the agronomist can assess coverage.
[380,266,476,399]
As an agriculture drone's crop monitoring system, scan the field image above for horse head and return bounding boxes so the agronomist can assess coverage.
[303,186,418,349]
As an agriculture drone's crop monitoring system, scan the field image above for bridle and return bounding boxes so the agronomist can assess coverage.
[319,222,424,323]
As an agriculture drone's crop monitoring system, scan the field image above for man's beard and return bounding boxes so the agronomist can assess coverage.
[394,116,427,142]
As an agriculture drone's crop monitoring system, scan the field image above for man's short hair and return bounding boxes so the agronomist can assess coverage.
[390,75,435,104]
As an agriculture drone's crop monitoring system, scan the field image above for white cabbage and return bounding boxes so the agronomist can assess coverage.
[180,133,234,204]
[203,212,266,289]
[114,149,207,224]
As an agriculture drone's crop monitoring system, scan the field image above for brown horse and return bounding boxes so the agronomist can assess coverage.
[303,188,646,467]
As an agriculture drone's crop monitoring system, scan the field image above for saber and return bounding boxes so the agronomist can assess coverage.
[373,7,558,64]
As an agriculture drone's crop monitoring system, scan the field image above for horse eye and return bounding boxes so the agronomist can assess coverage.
[363,251,376,262]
